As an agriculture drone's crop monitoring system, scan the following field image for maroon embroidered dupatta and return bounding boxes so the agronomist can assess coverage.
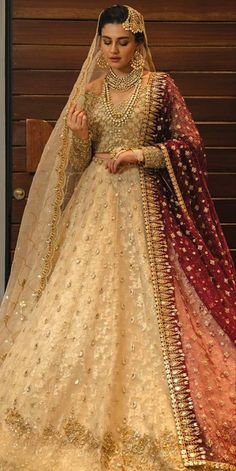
[139,73,236,468]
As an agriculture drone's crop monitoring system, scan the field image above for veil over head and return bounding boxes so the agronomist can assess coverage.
[0,5,156,364]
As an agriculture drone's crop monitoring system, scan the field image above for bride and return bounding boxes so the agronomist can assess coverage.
[0,5,235,470]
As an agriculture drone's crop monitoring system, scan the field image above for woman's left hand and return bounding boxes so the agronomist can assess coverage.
[95,150,138,173]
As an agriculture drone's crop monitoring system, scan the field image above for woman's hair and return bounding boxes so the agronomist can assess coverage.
[98,4,144,44]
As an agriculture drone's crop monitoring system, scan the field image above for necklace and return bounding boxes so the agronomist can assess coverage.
[102,77,142,127]
[106,67,142,91]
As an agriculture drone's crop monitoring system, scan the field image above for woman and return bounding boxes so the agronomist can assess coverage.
[0,4,235,470]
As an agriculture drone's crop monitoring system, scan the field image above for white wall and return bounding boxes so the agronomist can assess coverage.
[0,0,6,299]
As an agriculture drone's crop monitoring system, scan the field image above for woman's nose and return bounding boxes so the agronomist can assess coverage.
[110,42,119,54]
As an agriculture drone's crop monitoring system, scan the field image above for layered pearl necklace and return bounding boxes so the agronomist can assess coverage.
[102,68,143,127]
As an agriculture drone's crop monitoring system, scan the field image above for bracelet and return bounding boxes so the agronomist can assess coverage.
[109,147,127,161]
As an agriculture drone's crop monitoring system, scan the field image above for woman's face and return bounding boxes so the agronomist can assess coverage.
[100,23,138,73]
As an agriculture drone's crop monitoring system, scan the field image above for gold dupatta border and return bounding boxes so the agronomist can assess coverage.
[138,71,207,466]
[33,89,80,301]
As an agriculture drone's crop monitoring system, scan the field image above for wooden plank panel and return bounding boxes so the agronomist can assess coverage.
[221,224,236,247]
[12,71,236,96]
[13,45,236,71]
[12,96,236,121]
[206,148,236,172]
[13,20,236,46]
[214,200,236,222]
[12,147,26,172]
[13,121,236,147]
[172,73,236,96]
[186,98,236,121]
[12,199,26,223]
[13,0,236,21]
[198,124,236,147]
[231,250,236,265]
[207,174,236,198]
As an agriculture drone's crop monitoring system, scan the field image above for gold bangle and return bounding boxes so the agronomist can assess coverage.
[109,147,126,161]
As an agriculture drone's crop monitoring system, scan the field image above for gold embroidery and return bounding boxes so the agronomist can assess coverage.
[139,73,206,467]
[159,142,190,218]
[3,407,235,470]
[143,145,165,168]
[69,132,92,171]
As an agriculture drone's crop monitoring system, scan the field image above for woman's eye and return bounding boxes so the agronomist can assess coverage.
[120,42,128,46]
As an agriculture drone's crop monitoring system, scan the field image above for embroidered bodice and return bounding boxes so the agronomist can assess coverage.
[84,82,149,153]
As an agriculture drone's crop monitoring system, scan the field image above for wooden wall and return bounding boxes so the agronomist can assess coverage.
[11,0,236,264]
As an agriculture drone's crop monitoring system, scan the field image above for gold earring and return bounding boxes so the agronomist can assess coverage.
[130,50,144,71]
[96,52,108,69]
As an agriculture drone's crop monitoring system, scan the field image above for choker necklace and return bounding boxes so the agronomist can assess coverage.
[105,67,142,91]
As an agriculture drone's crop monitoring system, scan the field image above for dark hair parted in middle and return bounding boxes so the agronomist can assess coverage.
[98,5,144,44]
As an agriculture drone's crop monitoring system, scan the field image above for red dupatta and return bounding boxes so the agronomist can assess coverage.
[139,72,236,468]
[145,72,236,342]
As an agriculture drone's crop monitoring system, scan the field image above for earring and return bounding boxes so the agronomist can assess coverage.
[96,52,108,69]
[130,50,144,71]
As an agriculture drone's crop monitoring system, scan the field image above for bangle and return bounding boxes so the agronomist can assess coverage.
[109,147,127,161]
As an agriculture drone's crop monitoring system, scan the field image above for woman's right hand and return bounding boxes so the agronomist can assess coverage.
[67,104,89,140]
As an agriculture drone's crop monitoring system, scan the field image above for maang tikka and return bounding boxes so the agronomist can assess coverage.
[122,5,145,34]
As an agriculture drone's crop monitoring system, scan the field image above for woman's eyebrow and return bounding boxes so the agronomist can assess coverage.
[102,35,130,40]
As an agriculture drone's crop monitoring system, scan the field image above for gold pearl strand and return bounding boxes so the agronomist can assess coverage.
[102,67,143,127]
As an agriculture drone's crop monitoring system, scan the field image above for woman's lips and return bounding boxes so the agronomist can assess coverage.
[110,57,121,61]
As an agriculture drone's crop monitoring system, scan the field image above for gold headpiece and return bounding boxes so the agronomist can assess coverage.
[122,5,145,34]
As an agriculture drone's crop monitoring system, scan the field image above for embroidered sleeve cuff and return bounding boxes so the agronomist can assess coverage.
[142,145,166,169]
[70,132,92,171]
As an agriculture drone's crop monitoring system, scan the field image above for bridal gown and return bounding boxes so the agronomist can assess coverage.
[0,73,235,471]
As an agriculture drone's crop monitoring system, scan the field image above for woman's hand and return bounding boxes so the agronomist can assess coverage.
[67,104,89,140]
[95,150,139,173]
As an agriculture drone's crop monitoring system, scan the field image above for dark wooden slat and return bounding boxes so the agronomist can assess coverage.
[214,199,236,222]
[13,45,236,71]
[12,95,236,121]
[198,124,236,147]
[186,98,236,121]
[11,147,236,174]
[13,19,236,46]
[12,199,26,223]
[172,72,236,96]
[13,121,236,147]
[13,0,236,21]
[221,224,236,247]
[12,147,26,172]
[13,71,236,96]
[230,250,236,265]
[206,148,236,172]
[205,174,236,198]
